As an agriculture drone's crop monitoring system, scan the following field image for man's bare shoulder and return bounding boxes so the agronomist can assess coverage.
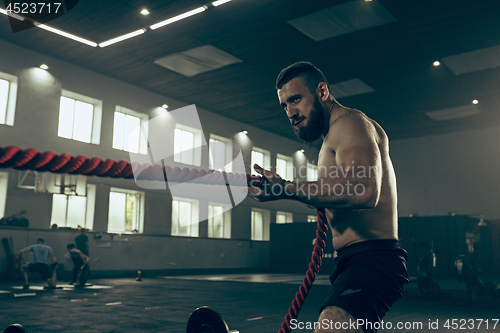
[333,107,388,142]
[325,107,377,147]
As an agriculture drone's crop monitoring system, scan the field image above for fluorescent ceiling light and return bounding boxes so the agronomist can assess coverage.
[99,29,146,48]
[442,44,500,75]
[472,99,479,105]
[35,23,97,47]
[40,64,49,70]
[141,9,150,15]
[154,45,242,77]
[425,105,480,121]
[329,78,374,98]
[150,6,207,30]
[0,7,25,20]
[433,61,441,67]
[213,0,232,6]
[288,1,396,41]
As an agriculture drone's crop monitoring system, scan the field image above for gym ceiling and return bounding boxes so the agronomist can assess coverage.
[1,0,500,145]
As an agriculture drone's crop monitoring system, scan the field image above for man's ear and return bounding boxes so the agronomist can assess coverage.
[317,82,330,101]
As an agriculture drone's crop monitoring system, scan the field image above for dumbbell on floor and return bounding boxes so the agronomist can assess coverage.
[187,307,239,333]
[4,324,28,333]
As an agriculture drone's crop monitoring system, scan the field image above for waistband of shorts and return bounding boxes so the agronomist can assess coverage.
[336,239,402,257]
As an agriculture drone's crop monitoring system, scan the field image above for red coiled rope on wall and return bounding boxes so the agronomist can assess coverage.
[0,145,328,332]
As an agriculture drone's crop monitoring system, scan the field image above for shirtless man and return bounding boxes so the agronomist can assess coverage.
[248,62,408,333]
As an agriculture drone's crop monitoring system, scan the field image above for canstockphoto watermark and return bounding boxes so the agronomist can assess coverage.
[3,0,80,33]
[250,178,368,200]
[292,164,377,180]
[128,104,248,227]
[289,319,424,331]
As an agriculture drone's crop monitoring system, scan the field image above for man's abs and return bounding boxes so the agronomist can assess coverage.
[326,207,398,250]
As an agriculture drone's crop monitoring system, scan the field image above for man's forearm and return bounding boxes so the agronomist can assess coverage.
[284,177,377,209]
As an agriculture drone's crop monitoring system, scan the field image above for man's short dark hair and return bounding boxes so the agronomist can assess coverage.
[37,238,44,243]
[276,62,328,93]
[67,243,76,250]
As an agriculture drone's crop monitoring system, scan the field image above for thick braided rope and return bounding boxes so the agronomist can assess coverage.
[279,208,328,333]
[0,145,328,332]
[0,146,250,185]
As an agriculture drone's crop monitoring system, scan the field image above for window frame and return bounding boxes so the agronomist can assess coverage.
[251,207,271,241]
[276,153,294,181]
[171,196,200,237]
[307,215,318,223]
[174,123,202,167]
[0,172,8,218]
[251,146,271,175]
[113,105,149,155]
[276,211,293,224]
[50,183,96,230]
[107,187,145,234]
[208,202,231,239]
[307,162,318,181]
[209,134,233,172]
[58,89,102,144]
[0,71,18,126]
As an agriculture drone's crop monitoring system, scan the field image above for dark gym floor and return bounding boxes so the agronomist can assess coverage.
[1,274,499,333]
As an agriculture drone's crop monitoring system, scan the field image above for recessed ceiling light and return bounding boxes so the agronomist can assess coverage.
[242,131,248,135]
[150,6,207,30]
[472,99,479,104]
[300,149,305,153]
[433,60,441,67]
[99,29,146,48]
[212,0,232,6]
[40,64,49,70]
[161,104,169,109]
[140,9,150,15]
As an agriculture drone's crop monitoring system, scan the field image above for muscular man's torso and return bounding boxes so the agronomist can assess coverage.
[318,107,398,250]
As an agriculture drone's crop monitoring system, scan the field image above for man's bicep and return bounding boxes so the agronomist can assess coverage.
[332,127,381,177]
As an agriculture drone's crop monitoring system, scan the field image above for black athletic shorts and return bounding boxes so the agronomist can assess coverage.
[26,263,52,279]
[320,239,409,333]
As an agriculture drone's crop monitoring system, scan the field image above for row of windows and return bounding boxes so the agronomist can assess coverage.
[0,172,318,240]
[1,73,319,178]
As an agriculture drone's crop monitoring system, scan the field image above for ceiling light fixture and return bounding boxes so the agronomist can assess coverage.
[40,64,49,70]
[99,29,146,48]
[300,149,305,153]
[212,0,232,6]
[433,60,441,67]
[140,9,150,15]
[0,7,25,20]
[472,99,479,104]
[242,131,248,135]
[35,23,97,47]
[150,6,207,30]
[161,104,169,109]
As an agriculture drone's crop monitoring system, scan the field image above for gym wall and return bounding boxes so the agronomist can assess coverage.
[0,39,318,278]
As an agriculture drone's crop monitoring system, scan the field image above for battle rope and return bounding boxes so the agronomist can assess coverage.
[279,208,328,333]
[0,145,328,332]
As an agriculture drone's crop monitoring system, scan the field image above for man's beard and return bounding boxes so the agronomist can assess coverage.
[293,97,325,142]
